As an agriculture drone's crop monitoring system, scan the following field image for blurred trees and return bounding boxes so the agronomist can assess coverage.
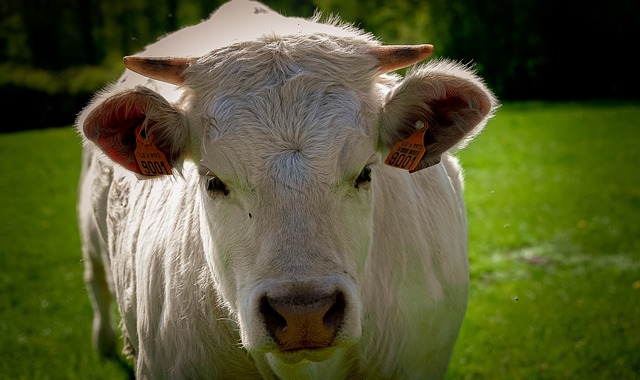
[0,0,637,128]
[0,0,224,68]
[426,0,639,100]
[317,0,638,100]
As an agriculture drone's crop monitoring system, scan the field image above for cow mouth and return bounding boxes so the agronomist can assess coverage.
[267,346,338,364]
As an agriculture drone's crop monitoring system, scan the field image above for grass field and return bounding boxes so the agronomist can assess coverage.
[0,102,638,379]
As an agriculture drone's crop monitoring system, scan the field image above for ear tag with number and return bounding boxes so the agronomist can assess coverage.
[384,121,428,173]
[134,125,172,176]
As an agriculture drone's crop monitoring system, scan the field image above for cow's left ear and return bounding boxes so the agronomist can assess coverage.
[379,60,498,171]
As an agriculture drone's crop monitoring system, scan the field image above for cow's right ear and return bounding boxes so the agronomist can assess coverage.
[80,86,189,175]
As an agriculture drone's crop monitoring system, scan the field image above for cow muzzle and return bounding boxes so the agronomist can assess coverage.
[241,277,361,359]
[260,290,346,351]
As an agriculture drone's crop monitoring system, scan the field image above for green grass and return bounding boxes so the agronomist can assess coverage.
[0,102,638,379]
[0,128,126,379]
[449,102,640,379]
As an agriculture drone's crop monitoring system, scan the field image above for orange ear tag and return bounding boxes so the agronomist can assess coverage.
[134,125,173,176]
[384,121,428,173]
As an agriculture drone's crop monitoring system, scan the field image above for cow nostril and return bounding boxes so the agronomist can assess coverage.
[323,292,346,330]
[260,296,287,337]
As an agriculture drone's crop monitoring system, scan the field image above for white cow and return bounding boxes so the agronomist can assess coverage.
[76,0,497,378]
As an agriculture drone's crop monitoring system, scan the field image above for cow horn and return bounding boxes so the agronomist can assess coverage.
[369,44,434,73]
[123,56,196,85]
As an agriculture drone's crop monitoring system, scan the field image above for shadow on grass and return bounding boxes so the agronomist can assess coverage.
[111,354,135,380]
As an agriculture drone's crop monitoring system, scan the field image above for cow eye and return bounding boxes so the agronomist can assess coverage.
[355,166,372,189]
[206,176,229,196]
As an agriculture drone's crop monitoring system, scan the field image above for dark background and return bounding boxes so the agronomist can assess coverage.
[1,0,637,131]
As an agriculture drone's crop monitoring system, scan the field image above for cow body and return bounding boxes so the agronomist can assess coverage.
[77,1,497,378]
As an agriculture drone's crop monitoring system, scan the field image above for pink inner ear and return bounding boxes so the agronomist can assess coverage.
[398,93,488,171]
[429,96,471,127]
[84,93,149,174]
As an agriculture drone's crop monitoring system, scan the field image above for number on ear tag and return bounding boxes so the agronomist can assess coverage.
[134,125,172,176]
[384,121,428,173]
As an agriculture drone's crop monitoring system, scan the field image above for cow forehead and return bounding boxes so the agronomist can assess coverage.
[207,75,368,140]
[187,35,383,188]
[199,82,377,190]
[185,35,381,99]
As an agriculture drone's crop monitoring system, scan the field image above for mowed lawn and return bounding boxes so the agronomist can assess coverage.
[0,102,638,379]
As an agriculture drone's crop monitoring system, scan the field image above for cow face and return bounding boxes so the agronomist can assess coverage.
[192,67,376,363]
[183,38,389,364]
[80,35,495,368]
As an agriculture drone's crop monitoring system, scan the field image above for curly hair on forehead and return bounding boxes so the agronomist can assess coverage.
[183,34,381,96]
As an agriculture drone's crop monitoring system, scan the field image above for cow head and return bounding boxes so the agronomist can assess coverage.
[79,35,495,371]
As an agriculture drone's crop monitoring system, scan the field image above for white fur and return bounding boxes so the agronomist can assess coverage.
[77,1,497,379]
